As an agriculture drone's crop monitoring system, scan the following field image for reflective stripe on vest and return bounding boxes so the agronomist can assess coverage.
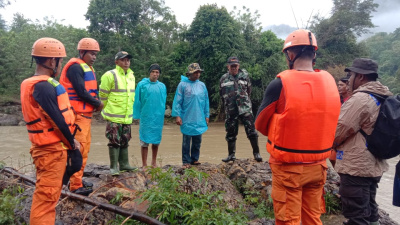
[59,58,98,113]
[20,75,76,146]
[100,68,135,124]
[266,70,341,163]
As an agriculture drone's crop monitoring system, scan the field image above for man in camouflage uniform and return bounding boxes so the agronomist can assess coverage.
[220,56,262,162]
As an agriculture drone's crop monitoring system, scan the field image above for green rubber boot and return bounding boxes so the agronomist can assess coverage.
[109,147,120,176]
[119,147,137,172]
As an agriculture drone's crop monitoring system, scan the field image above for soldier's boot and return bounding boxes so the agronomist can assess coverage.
[109,147,120,176]
[249,137,262,162]
[119,147,137,172]
[222,141,236,162]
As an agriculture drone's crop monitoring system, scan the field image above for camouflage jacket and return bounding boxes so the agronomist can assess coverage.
[219,69,252,115]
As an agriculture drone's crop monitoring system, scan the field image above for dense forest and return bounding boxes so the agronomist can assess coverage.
[0,0,399,116]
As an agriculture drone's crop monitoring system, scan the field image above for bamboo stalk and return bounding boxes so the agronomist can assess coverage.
[1,167,164,225]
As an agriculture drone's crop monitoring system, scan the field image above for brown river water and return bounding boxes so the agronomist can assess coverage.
[1,124,399,222]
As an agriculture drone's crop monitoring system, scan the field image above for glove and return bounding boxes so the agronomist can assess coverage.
[62,149,83,185]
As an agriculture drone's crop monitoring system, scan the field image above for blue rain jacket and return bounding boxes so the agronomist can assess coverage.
[133,78,167,144]
[172,75,209,136]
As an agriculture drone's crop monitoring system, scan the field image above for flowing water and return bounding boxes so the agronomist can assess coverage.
[1,124,399,221]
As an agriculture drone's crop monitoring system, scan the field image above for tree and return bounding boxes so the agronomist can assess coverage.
[85,0,180,80]
[311,0,378,68]
[184,4,244,108]
[363,27,400,94]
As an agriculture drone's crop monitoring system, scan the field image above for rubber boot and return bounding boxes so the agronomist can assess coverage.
[222,141,236,162]
[119,147,137,172]
[249,137,262,162]
[109,147,120,176]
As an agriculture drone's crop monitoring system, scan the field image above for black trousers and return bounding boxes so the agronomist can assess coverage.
[339,173,381,225]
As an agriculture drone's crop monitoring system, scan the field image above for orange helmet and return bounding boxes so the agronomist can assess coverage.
[282,29,318,52]
[31,37,66,57]
[77,38,100,51]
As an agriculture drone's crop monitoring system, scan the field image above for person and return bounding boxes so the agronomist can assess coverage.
[255,29,341,225]
[219,56,262,162]
[338,74,352,104]
[21,37,81,224]
[330,74,352,168]
[333,58,392,225]
[59,37,103,196]
[172,63,209,169]
[133,64,167,169]
[99,51,137,175]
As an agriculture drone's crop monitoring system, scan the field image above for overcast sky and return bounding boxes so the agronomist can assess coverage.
[0,0,332,29]
[0,0,399,34]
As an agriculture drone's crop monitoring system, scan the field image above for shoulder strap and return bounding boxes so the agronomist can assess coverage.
[357,90,387,102]
[357,90,387,138]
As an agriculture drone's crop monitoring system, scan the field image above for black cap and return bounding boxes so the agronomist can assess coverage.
[148,64,161,74]
[115,51,133,60]
[340,73,351,82]
[227,56,240,65]
[344,58,378,76]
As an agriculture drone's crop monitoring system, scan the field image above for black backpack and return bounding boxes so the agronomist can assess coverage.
[359,91,400,159]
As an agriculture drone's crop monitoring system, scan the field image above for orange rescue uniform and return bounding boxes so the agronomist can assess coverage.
[256,70,340,225]
[21,75,76,225]
[60,58,98,191]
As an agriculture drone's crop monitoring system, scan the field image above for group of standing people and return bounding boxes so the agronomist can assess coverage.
[21,36,263,224]
[21,27,395,225]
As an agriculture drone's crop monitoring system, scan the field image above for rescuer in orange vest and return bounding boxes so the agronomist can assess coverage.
[255,29,341,225]
[20,37,81,225]
[59,38,103,195]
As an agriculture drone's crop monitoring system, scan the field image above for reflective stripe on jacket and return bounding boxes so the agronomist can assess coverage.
[20,75,76,146]
[99,66,135,124]
[266,70,341,163]
[59,58,98,113]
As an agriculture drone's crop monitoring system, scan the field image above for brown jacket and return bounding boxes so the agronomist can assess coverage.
[334,81,392,177]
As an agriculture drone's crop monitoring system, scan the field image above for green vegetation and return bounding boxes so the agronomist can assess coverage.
[324,191,341,214]
[0,186,25,225]
[138,167,247,224]
[1,0,399,110]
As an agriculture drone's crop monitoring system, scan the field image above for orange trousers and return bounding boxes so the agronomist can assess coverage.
[270,163,327,225]
[69,113,92,191]
[30,144,67,225]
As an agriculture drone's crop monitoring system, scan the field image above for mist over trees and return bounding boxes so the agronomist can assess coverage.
[0,0,399,114]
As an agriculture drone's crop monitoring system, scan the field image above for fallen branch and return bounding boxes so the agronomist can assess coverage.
[1,167,165,225]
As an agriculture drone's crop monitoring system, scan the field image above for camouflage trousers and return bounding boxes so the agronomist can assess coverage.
[105,121,131,148]
[225,112,258,142]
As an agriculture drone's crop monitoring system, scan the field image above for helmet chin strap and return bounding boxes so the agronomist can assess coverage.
[38,58,60,77]
[79,50,87,59]
[285,47,315,70]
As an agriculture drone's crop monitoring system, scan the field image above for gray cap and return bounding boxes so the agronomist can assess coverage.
[344,58,378,76]
[115,51,133,60]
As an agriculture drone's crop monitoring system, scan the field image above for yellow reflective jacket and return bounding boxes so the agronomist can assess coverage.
[99,65,135,124]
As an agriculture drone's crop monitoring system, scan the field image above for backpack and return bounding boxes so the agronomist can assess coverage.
[359,91,400,159]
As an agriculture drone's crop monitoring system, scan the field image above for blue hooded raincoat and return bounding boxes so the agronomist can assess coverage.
[172,75,209,136]
[133,78,167,144]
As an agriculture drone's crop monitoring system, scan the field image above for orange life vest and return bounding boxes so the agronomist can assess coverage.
[59,58,98,113]
[20,75,76,147]
[267,70,341,163]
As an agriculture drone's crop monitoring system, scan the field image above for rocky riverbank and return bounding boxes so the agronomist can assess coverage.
[1,159,398,225]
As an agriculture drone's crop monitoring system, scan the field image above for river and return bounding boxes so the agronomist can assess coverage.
[1,124,399,221]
